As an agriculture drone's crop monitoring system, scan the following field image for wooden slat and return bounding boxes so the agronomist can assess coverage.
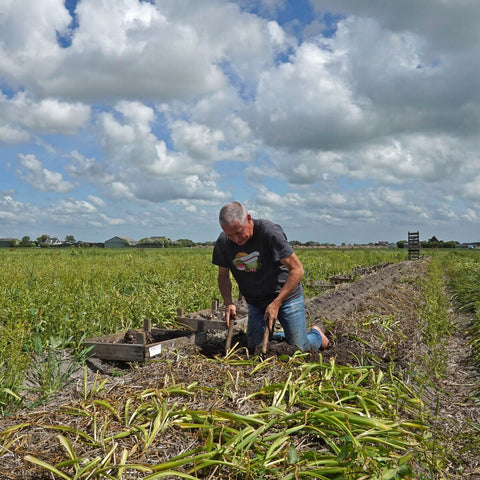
[176,317,227,331]
[145,333,196,359]
[84,341,146,362]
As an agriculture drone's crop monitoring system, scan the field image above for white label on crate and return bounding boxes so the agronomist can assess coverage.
[149,344,163,357]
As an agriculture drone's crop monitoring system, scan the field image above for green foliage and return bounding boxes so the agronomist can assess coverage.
[442,249,480,368]
[19,236,34,247]
[0,247,408,409]
[175,238,195,247]
[421,240,457,249]
[0,248,218,405]
[298,248,407,296]
[18,355,428,479]
[24,331,93,404]
[418,256,451,378]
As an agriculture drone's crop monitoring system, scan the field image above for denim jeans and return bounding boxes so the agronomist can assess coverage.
[247,295,323,352]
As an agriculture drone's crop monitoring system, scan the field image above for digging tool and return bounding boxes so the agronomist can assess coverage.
[225,319,235,354]
[261,324,270,354]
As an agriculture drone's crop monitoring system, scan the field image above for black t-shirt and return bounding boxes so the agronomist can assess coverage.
[212,218,303,307]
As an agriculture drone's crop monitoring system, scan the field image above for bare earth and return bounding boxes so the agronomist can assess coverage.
[1,258,479,478]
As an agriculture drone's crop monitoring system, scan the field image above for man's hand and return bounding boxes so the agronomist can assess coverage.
[218,266,236,327]
[264,301,280,330]
[225,303,237,328]
[263,253,305,330]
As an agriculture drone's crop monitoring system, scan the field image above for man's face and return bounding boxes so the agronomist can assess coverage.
[221,215,254,246]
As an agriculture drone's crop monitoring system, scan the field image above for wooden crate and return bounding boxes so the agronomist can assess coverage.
[84,327,196,362]
[84,305,230,362]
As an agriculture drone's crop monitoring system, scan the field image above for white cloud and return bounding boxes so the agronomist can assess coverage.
[0,194,38,223]
[65,151,114,185]
[98,105,195,178]
[0,92,90,144]
[49,199,98,215]
[464,175,480,201]
[1,0,228,101]
[0,0,70,82]
[21,97,91,134]
[17,154,74,193]
[462,208,479,223]
[108,182,135,200]
[170,120,225,162]
[0,124,30,144]
[87,195,106,207]
[310,0,480,51]
[253,40,372,150]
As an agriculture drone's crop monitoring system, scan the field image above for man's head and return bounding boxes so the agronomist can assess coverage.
[219,202,254,246]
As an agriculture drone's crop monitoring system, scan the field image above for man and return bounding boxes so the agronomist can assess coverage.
[212,201,329,353]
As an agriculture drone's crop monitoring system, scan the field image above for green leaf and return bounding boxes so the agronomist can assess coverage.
[24,455,72,480]
[287,444,299,465]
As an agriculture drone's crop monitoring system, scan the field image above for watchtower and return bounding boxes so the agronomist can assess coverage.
[408,231,420,260]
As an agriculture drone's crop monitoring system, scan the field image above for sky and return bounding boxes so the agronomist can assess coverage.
[1,0,480,245]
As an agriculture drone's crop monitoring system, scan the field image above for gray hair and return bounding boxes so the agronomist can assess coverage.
[219,202,248,226]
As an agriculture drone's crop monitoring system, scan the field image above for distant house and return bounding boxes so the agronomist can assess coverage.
[44,236,63,247]
[105,236,137,248]
[0,238,17,248]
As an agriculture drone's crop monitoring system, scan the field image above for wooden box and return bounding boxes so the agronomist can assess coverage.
[84,327,196,362]
[84,303,230,362]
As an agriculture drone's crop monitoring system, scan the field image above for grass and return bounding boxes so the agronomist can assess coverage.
[418,255,451,379]
[441,249,480,369]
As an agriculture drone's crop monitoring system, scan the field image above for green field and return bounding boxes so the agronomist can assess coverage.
[1,247,480,478]
[0,247,406,407]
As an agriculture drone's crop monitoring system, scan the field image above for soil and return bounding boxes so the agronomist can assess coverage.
[1,258,479,479]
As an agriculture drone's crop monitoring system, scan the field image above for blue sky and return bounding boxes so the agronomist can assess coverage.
[1,0,480,244]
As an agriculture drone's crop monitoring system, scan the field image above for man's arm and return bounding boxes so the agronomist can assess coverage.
[264,252,304,329]
[217,266,237,327]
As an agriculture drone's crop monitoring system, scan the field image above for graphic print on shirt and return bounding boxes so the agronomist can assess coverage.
[232,251,261,272]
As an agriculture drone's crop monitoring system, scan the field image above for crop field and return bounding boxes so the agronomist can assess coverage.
[0,247,407,403]
[1,247,479,479]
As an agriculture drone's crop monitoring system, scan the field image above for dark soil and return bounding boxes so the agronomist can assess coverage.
[1,258,479,479]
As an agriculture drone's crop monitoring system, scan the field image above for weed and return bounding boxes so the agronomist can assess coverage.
[22,331,93,404]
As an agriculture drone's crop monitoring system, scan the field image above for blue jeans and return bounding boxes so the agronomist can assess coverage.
[247,295,323,352]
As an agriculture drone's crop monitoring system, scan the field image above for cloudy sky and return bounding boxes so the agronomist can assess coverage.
[1,0,479,245]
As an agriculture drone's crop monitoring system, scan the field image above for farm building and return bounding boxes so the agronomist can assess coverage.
[105,236,137,248]
[0,238,17,248]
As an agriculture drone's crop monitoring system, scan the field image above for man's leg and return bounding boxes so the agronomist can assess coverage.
[247,303,267,350]
[278,296,326,352]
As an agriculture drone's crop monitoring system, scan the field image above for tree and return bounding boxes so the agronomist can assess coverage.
[396,240,407,248]
[20,236,33,247]
[175,238,194,247]
[65,235,76,244]
[36,234,48,245]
